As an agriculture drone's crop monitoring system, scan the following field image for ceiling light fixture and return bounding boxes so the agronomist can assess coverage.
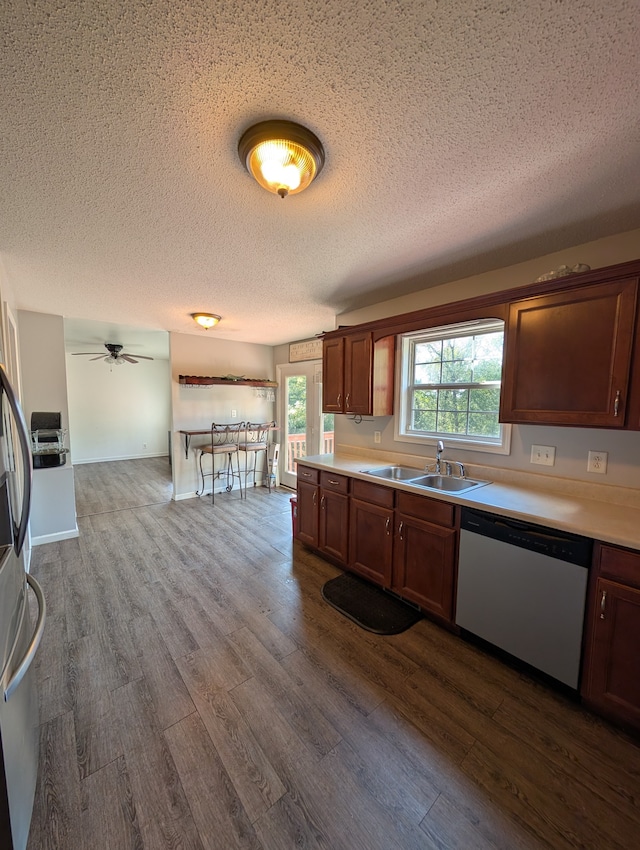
[191,312,221,330]
[238,120,325,199]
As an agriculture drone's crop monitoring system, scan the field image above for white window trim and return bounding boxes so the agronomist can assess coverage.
[394,319,512,456]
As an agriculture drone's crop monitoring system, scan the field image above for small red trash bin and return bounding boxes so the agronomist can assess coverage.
[290,496,297,538]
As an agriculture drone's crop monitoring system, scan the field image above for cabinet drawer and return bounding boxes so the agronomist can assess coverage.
[596,543,640,587]
[396,491,455,527]
[320,471,350,494]
[296,465,319,485]
[351,478,395,508]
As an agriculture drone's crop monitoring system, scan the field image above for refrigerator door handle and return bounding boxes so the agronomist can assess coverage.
[0,365,32,555]
[3,574,46,702]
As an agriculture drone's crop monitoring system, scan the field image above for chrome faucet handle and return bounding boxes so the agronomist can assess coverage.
[452,461,465,478]
[444,461,453,476]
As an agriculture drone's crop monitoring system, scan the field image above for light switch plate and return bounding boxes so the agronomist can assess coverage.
[530,444,556,466]
[374,431,381,444]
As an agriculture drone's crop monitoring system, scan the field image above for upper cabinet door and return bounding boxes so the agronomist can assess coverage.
[322,336,345,413]
[500,278,638,427]
[344,332,373,415]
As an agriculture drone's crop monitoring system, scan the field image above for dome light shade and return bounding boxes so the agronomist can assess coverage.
[192,312,221,329]
[238,120,325,198]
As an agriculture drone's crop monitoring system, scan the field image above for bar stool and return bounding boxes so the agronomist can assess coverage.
[238,421,276,492]
[197,422,245,504]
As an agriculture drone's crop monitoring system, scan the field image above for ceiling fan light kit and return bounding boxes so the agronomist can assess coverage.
[238,120,325,198]
[191,312,221,330]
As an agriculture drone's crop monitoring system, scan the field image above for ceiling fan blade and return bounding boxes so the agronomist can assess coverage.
[72,352,104,356]
[121,355,139,364]
[90,355,106,360]
[122,353,154,360]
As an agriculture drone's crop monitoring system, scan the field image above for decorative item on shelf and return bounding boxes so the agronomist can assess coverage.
[30,412,69,468]
[534,263,591,283]
[238,120,325,198]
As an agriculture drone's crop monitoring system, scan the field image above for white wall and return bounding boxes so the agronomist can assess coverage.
[332,228,640,491]
[170,332,276,499]
[18,310,78,543]
[66,354,171,463]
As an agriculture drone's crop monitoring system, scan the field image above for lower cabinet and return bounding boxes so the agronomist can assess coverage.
[349,479,395,585]
[318,472,350,564]
[582,544,640,731]
[348,480,457,623]
[296,471,319,548]
[296,465,350,566]
[392,512,456,623]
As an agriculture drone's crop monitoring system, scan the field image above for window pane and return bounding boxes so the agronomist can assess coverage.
[415,341,442,363]
[412,409,437,430]
[439,389,468,409]
[469,412,501,437]
[441,359,472,383]
[415,362,442,384]
[414,389,437,410]
[436,410,468,434]
[469,387,500,411]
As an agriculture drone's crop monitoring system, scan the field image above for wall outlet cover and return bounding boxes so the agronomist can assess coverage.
[587,450,608,474]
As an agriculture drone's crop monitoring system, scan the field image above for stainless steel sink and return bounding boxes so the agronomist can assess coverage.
[362,466,424,480]
[362,466,490,493]
[410,474,489,492]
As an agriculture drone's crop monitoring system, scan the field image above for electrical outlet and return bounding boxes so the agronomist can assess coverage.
[231,409,237,418]
[587,450,608,474]
[374,431,381,444]
[143,442,147,449]
[530,444,556,466]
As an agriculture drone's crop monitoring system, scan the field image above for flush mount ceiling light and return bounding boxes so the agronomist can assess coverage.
[238,120,325,198]
[191,312,221,330]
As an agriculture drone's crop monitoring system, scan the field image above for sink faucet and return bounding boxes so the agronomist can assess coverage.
[434,440,444,473]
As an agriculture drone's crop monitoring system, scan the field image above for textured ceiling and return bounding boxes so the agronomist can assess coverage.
[2,0,640,346]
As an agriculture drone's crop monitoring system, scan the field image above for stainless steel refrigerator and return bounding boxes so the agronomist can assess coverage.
[0,364,46,850]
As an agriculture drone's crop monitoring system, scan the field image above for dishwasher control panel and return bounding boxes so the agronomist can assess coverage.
[460,508,593,567]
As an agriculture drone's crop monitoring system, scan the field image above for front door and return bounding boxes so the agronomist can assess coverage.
[277,362,334,489]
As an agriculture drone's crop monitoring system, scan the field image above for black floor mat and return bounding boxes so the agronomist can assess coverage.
[321,572,422,635]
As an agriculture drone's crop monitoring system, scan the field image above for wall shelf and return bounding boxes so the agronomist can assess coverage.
[179,375,278,387]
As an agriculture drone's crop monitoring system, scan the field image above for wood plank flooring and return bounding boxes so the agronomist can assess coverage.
[27,458,640,849]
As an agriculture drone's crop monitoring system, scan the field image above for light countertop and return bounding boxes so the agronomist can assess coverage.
[297,452,640,551]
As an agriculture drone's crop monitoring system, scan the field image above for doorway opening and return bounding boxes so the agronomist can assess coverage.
[277,361,334,489]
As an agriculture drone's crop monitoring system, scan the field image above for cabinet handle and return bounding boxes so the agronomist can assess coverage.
[327,479,340,486]
[301,471,312,477]
[345,393,351,408]
[600,590,607,619]
[337,393,341,407]
[398,520,404,540]
[385,516,390,535]
[614,390,621,417]
[321,495,325,509]
[312,491,317,506]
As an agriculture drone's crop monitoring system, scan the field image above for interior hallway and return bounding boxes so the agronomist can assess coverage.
[26,459,640,849]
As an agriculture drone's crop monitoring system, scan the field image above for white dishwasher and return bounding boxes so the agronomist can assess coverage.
[455,507,592,690]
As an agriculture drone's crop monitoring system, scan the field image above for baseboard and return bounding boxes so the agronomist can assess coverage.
[31,526,80,546]
[73,453,169,465]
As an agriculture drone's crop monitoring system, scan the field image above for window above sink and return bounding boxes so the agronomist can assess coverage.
[395,318,512,456]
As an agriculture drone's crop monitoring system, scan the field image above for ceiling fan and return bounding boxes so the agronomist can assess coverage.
[71,343,154,365]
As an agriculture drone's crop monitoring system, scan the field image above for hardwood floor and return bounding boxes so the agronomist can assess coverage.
[27,460,640,849]
[73,457,173,516]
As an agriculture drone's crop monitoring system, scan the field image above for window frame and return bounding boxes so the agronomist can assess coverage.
[394,318,511,455]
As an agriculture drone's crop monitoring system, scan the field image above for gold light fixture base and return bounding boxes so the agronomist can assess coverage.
[238,120,325,198]
[192,312,221,330]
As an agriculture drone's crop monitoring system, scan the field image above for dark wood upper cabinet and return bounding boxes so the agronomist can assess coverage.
[500,277,638,427]
[322,336,345,414]
[322,332,394,415]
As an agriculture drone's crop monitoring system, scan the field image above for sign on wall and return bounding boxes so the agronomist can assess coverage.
[289,339,323,362]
